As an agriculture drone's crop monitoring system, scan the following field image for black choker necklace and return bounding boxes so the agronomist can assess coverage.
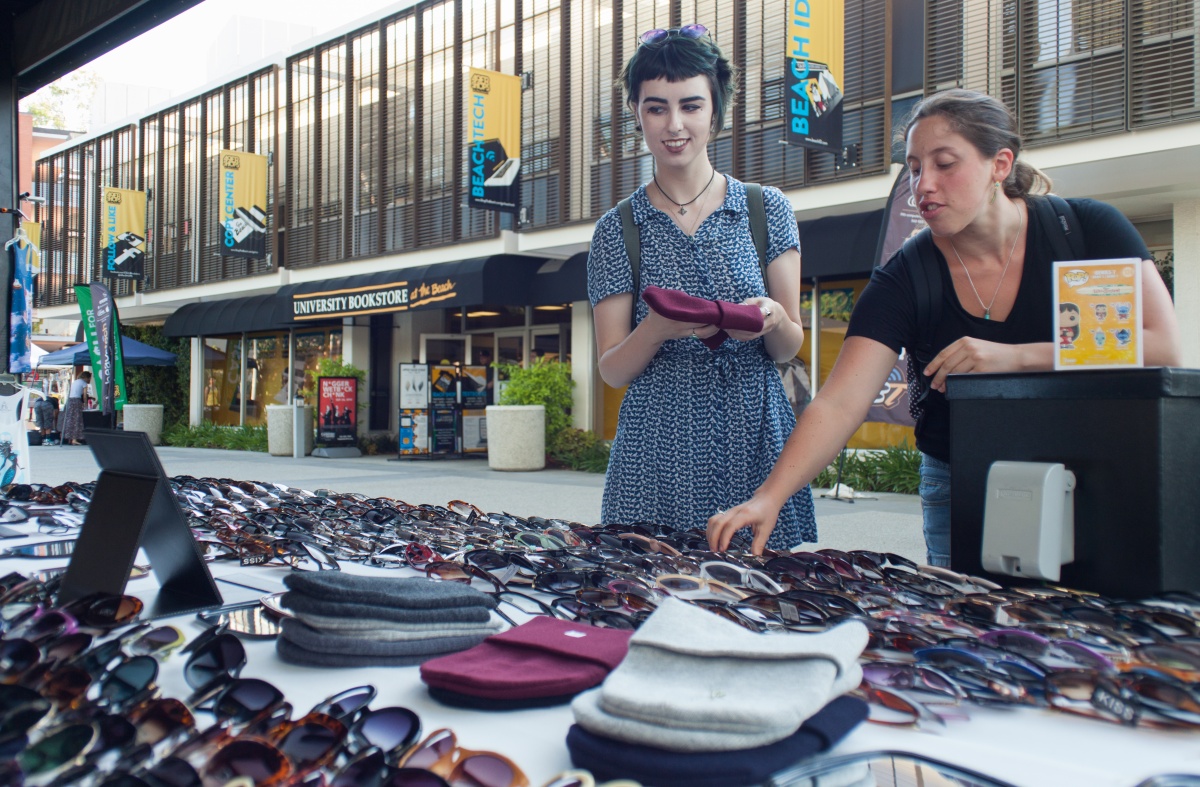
[654,168,717,215]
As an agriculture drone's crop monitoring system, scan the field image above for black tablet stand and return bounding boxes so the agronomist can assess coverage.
[57,429,223,618]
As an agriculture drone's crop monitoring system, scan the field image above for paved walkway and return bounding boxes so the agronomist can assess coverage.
[25,442,927,562]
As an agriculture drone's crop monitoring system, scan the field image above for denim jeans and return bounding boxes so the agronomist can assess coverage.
[919,453,951,567]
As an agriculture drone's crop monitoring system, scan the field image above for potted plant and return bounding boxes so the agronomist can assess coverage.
[486,358,573,471]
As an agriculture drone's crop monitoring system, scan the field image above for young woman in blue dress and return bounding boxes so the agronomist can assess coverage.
[586,24,817,549]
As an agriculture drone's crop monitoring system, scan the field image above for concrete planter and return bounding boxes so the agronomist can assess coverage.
[121,404,164,445]
[267,404,314,456]
[485,405,545,471]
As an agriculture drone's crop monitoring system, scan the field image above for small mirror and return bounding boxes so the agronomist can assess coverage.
[196,601,283,639]
[768,751,1018,787]
[3,540,76,559]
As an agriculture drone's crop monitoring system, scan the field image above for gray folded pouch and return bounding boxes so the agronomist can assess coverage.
[297,609,508,638]
[572,598,868,751]
[284,572,497,609]
[280,618,491,657]
[281,593,493,624]
[295,610,508,638]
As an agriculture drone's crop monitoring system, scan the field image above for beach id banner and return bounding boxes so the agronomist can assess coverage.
[219,150,269,260]
[785,0,845,153]
[467,68,522,214]
[1053,259,1143,370]
[102,188,146,280]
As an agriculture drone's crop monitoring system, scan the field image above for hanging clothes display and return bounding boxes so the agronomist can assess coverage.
[5,223,36,374]
[0,389,31,486]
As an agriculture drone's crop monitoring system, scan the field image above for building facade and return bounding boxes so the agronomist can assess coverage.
[30,0,1200,443]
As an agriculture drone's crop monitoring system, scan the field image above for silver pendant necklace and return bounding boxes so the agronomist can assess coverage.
[654,168,717,215]
[949,199,1024,320]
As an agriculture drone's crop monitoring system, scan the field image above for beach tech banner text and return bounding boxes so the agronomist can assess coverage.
[785,0,845,153]
[102,187,147,280]
[219,150,269,260]
[467,68,522,214]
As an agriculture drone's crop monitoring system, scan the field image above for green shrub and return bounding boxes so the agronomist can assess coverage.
[120,325,189,431]
[162,422,268,452]
[813,443,921,495]
[495,358,574,447]
[549,427,610,473]
[359,432,398,456]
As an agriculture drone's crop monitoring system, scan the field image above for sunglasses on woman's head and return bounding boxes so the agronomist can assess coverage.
[638,24,709,46]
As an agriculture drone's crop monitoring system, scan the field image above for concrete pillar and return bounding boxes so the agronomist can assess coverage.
[341,319,369,437]
[189,337,204,426]
[570,300,595,432]
[1175,199,1200,369]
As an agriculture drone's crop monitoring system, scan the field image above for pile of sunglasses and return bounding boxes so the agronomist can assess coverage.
[1,483,91,534]
[0,573,537,787]
[7,477,1200,740]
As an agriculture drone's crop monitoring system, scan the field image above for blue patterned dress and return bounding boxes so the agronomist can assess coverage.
[587,176,817,549]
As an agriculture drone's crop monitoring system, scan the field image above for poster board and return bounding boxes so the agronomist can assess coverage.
[430,407,458,454]
[400,364,429,409]
[316,377,358,447]
[398,408,428,455]
[430,365,459,406]
[462,408,487,453]
[460,365,488,408]
[1053,259,1142,370]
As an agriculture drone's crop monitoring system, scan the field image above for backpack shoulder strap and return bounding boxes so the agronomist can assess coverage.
[745,182,770,283]
[897,228,942,364]
[1030,194,1087,262]
[618,196,639,332]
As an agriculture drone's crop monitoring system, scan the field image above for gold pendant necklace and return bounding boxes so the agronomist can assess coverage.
[949,200,1024,320]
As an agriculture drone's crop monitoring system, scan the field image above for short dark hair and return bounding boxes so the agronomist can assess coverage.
[618,29,737,134]
[899,88,1052,198]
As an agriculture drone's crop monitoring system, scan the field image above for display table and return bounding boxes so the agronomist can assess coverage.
[1,533,1197,787]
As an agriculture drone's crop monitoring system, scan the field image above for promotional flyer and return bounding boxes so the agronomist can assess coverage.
[1053,259,1143,370]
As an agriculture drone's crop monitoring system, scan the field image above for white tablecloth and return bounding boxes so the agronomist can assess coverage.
[4,536,1199,787]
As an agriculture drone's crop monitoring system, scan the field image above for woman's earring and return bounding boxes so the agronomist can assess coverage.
[990,181,1000,204]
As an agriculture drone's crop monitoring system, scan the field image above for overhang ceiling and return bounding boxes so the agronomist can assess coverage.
[3,0,204,98]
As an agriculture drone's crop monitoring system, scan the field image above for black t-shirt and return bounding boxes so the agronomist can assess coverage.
[846,197,1150,461]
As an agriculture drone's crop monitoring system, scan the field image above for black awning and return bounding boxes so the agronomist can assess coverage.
[278,255,547,324]
[526,253,588,306]
[162,293,286,338]
[797,209,885,279]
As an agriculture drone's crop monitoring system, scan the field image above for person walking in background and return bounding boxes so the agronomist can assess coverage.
[61,370,93,446]
[587,23,815,550]
[708,88,1181,562]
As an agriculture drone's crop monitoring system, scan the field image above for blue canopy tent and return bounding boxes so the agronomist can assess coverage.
[39,337,178,367]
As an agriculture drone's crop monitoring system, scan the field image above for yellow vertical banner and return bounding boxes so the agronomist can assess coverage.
[102,187,147,281]
[219,150,269,260]
[786,0,845,152]
[467,68,522,214]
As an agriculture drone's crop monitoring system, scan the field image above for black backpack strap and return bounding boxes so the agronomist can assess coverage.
[618,196,639,332]
[1030,194,1086,262]
[898,228,942,366]
[894,228,941,413]
[745,182,770,284]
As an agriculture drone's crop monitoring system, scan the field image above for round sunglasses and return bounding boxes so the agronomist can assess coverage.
[638,24,709,46]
